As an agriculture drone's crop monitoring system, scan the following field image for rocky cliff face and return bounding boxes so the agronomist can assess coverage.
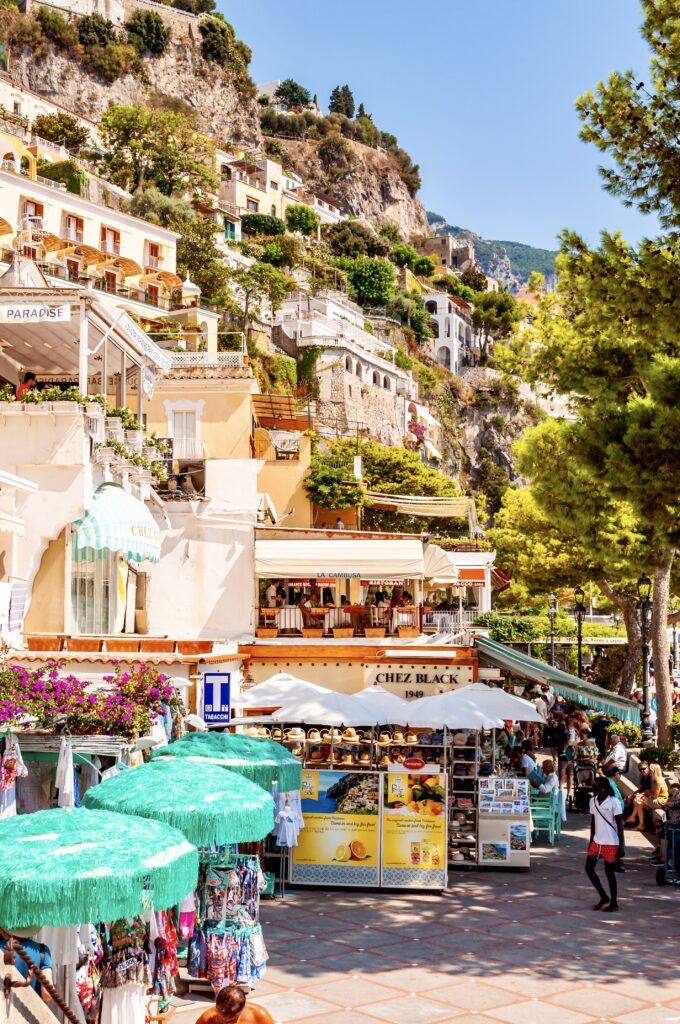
[10,36,262,147]
[278,138,429,239]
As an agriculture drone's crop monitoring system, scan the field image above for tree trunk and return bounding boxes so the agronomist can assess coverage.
[652,552,674,747]
[595,578,641,697]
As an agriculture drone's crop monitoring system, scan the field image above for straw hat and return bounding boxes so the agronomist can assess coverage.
[379,754,390,766]
[307,728,322,742]
[321,729,341,744]
[271,727,284,741]
[405,731,418,744]
[359,751,370,764]
[286,727,306,742]
[310,749,324,761]
[376,731,393,746]
[340,752,355,765]
[393,753,405,764]
[290,744,303,757]
[342,727,360,742]
[392,731,406,744]
[256,726,270,737]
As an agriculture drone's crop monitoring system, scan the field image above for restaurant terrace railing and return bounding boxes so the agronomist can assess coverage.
[257,604,420,638]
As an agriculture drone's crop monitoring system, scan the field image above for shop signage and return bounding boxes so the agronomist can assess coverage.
[291,769,381,887]
[202,672,231,726]
[0,303,71,323]
[404,757,425,770]
[365,663,474,699]
[381,770,447,889]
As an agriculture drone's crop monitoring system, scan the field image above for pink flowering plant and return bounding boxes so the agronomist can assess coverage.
[0,662,178,738]
[408,419,427,444]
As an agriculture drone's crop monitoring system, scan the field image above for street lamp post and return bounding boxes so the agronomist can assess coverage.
[636,572,654,747]
[574,585,587,679]
[548,592,558,667]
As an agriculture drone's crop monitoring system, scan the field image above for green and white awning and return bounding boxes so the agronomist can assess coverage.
[475,636,641,724]
[72,483,160,563]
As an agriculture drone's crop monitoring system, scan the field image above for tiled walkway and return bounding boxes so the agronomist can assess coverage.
[172,816,680,1024]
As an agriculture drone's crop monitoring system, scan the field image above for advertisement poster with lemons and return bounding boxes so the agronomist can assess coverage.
[290,770,380,886]
[381,771,448,889]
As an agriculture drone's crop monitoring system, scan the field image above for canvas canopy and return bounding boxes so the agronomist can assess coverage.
[254,538,425,580]
[72,483,160,563]
[423,544,460,584]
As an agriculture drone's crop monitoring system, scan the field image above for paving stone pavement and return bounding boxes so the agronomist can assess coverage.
[171,814,680,1024]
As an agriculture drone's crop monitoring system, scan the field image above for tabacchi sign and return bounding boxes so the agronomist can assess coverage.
[0,303,71,323]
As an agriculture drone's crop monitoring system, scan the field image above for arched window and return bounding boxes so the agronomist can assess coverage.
[383,376,391,390]
[345,356,352,372]
[436,346,451,369]
[355,363,363,380]
[425,301,437,315]
[429,320,440,339]
[271,205,277,217]
[372,370,380,386]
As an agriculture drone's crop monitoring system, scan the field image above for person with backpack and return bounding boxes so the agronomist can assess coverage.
[586,776,625,912]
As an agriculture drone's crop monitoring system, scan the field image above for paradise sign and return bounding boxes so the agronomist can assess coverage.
[380,771,448,889]
[291,770,380,886]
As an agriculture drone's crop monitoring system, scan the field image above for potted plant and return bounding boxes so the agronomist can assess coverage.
[94,443,116,467]
[333,626,354,638]
[43,385,76,411]
[105,414,125,441]
[365,626,386,638]
[85,393,108,416]
[302,627,324,638]
[0,383,16,406]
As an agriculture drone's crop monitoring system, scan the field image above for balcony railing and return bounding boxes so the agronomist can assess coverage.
[254,435,300,461]
[170,351,247,369]
[146,255,161,269]
[100,238,121,256]
[258,604,420,637]
[423,610,477,632]
[172,437,207,460]
[36,174,67,191]
[63,227,84,243]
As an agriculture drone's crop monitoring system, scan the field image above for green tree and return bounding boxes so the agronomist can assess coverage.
[460,267,488,292]
[35,7,79,47]
[240,213,285,236]
[175,215,230,303]
[230,262,295,334]
[433,274,475,302]
[199,17,234,64]
[84,42,138,83]
[329,84,355,117]
[36,158,87,196]
[333,256,396,306]
[304,459,364,510]
[325,220,389,258]
[317,135,355,176]
[576,0,680,232]
[275,78,311,109]
[98,104,216,196]
[77,12,116,46]
[285,203,319,236]
[31,113,89,152]
[471,290,522,360]
[126,10,171,54]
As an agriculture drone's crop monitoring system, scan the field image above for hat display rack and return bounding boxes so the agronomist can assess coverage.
[277,722,455,772]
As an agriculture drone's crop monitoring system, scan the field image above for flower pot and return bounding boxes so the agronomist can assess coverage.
[177,640,213,655]
[49,401,74,413]
[94,447,115,466]
[365,627,386,638]
[256,627,278,638]
[142,446,157,461]
[26,635,62,651]
[86,403,104,416]
[67,638,102,652]
[105,638,140,653]
[333,627,354,638]
[302,628,323,638]
[398,626,420,638]
[125,430,143,453]
[140,639,175,653]
[105,417,124,441]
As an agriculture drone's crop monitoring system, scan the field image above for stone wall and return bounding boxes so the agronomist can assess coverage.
[317,357,407,445]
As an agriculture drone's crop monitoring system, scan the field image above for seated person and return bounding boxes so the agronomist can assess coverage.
[534,758,559,794]
[0,933,53,1003]
[520,740,545,785]
[602,733,627,778]
[623,760,652,819]
[626,762,668,831]
[651,781,680,866]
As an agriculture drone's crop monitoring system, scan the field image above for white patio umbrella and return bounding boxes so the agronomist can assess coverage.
[234,671,331,708]
[407,691,503,730]
[352,684,410,724]
[457,682,546,723]
[271,689,390,727]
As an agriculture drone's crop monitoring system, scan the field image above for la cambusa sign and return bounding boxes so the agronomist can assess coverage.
[0,303,71,323]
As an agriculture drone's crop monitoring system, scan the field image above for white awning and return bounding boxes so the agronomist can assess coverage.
[254,538,425,579]
[424,439,443,461]
[0,510,25,536]
[423,544,459,584]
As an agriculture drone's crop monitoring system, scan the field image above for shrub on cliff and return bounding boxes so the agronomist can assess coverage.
[285,204,319,236]
[333,256,395,306]
[318,135,355,176]
[126,10,171,55]
[36,6,79,47]
[78,12,117,47]
[241,213,285,237]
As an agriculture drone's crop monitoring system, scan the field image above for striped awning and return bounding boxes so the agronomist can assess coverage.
[72,484,160,563]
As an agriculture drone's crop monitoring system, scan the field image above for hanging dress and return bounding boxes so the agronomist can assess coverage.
[99,919,150,1024]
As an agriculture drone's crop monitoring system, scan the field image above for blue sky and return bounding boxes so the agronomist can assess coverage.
[226,0,655,251]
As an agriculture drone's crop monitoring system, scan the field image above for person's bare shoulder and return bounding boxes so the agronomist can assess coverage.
[195,1010,221,1024]
[242,1003,276,1024]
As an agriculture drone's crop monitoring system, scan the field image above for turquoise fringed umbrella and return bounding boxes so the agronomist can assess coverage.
[83,759,274,846]
[0,807,198,930]
[153,732,302,792]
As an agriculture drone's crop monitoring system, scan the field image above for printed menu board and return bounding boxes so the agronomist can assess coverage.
[290,770,380,886]
[478,777,530,815]
[380,771,447,889]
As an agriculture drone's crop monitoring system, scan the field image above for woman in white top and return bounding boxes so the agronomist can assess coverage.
[586,777,624,912]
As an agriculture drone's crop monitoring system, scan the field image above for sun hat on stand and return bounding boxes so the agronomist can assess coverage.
[286,727,306,743]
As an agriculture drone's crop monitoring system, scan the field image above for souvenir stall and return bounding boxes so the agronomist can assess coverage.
[0,806,198,1024]
[83,757,276,1005]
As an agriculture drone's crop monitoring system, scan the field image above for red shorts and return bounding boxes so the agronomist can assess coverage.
[587,841,618,863]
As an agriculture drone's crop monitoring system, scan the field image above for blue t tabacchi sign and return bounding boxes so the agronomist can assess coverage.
[203,672,231,725]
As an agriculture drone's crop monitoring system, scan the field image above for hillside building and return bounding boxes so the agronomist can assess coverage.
[423,291,475,373]
[415,234,476,274]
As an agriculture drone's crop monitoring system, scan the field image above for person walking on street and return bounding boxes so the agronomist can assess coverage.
[586,777,624,912]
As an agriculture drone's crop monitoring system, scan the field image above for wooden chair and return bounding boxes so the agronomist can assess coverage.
[531,788,558,846]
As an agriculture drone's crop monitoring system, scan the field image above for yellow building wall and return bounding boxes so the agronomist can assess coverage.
[257,434,313,527]
[145,386,253,460]
[24,530,66,634]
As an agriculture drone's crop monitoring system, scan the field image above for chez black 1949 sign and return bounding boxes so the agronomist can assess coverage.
[366,663,474,699]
